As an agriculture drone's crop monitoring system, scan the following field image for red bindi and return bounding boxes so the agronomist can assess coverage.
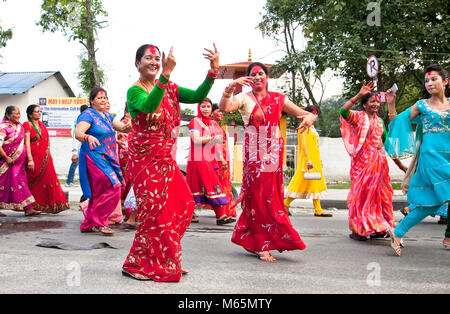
[250,65,264,75]
[147,45,158,56]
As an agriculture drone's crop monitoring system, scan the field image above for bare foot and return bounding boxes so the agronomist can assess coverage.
[443,237,450,248]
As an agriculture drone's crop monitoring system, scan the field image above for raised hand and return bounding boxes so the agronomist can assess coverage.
[162,46,176,77]
[385,88,396,105]
[203,43,219,73]
[357,80,376,98]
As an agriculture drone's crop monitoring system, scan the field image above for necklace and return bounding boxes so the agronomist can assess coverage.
[138,79,154,94]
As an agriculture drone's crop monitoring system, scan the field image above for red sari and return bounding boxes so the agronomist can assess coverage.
[122,82,195,282]
[24,121,69,213]
[231,92,306,252]
[186,112,228,218]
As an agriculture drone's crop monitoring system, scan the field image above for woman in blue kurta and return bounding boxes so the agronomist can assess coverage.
[75,88,131,235]
[384,64,449,255]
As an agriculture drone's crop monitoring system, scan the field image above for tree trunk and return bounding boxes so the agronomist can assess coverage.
[85,0,101,88]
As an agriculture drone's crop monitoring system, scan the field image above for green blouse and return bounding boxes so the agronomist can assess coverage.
[127,73,216,120]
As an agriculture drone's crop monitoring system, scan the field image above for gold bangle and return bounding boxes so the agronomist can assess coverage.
[223,91,232,98]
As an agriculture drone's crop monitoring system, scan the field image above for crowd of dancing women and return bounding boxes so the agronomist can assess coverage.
[0,43,448,282]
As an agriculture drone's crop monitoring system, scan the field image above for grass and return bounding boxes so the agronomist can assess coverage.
[233,181,403,190]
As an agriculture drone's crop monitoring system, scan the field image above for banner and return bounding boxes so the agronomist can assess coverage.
[39,97,88,137]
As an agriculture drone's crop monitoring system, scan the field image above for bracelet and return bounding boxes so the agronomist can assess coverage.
[350,97,358,105]
[223,91,232,98]
[84,135,91,142]
[161,74,170,82]
[388,113,397,117]
[156,80,168,90]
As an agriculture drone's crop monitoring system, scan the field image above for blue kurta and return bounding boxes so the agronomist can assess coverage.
[77,108,123,199]
[385,99,449,211]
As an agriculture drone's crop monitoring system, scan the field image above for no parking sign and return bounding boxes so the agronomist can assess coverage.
[366,55,379,78]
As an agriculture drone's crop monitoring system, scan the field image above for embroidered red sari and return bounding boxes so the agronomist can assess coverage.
[122,82,195,282]
[340,111,394,236]
[24,121,69,213]
[231,92,306,252]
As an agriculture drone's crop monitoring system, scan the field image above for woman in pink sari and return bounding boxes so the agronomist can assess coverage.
[0,106,38,216]
[340,81,394,241]
[219,62,315,263]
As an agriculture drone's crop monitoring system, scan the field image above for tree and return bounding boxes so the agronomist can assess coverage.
[77,53,105,94]
[0,0,13,58]
[37,0,108,90]
[258,0,326,109]
[262,0,449,117]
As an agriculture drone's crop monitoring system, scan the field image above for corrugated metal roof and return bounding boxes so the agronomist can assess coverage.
[0,71,62,95]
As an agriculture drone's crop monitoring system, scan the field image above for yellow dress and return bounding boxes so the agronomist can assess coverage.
[285,126,327,199]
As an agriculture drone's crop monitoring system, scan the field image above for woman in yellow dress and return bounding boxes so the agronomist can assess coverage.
[284,105,332,217]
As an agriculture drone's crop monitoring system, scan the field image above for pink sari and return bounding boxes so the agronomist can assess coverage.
[340,111,394,236]
[0,118,35,210]
[231,92,306,252]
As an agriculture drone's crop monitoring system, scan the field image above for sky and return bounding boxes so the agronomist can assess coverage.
[0,0,343,115]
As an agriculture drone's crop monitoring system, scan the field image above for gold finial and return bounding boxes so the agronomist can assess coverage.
[248,49,252,62]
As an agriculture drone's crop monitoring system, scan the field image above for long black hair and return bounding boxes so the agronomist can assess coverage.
[421,64,449,99]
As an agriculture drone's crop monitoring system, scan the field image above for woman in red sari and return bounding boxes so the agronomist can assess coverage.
[122,43,220,281]
[186,98,235,225]
[218,62,316,263]
[24,104,69,213]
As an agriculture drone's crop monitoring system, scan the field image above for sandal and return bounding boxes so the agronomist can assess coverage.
[400,207,410,217]
[349,232,367,241]
[122,270,152,281]
[314,212,333,217]
[181,268,189,275]
[216,215,236,225]
[191,213,199,223]
[256,251,277,263]
[443,238,450,249]
[98,226,114,236]
[24,209,41,216]
[81,226,100,233]
[386,226,402,256]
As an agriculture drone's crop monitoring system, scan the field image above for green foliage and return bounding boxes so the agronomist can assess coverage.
[77,53,104,94]
[181,108,194,115]
[315,96,345,138]
[0,0,12,57]
[222,110,244,126]
[259,0,450,118]
[38,0,108,88]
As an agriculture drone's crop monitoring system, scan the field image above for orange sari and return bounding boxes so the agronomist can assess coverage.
[340,111,394,236]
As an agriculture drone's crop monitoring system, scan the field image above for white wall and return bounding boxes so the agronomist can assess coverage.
[0,74,73,124]
[49,135,410,183]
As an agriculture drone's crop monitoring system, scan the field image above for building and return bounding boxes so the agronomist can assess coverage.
[0,71,75,123]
